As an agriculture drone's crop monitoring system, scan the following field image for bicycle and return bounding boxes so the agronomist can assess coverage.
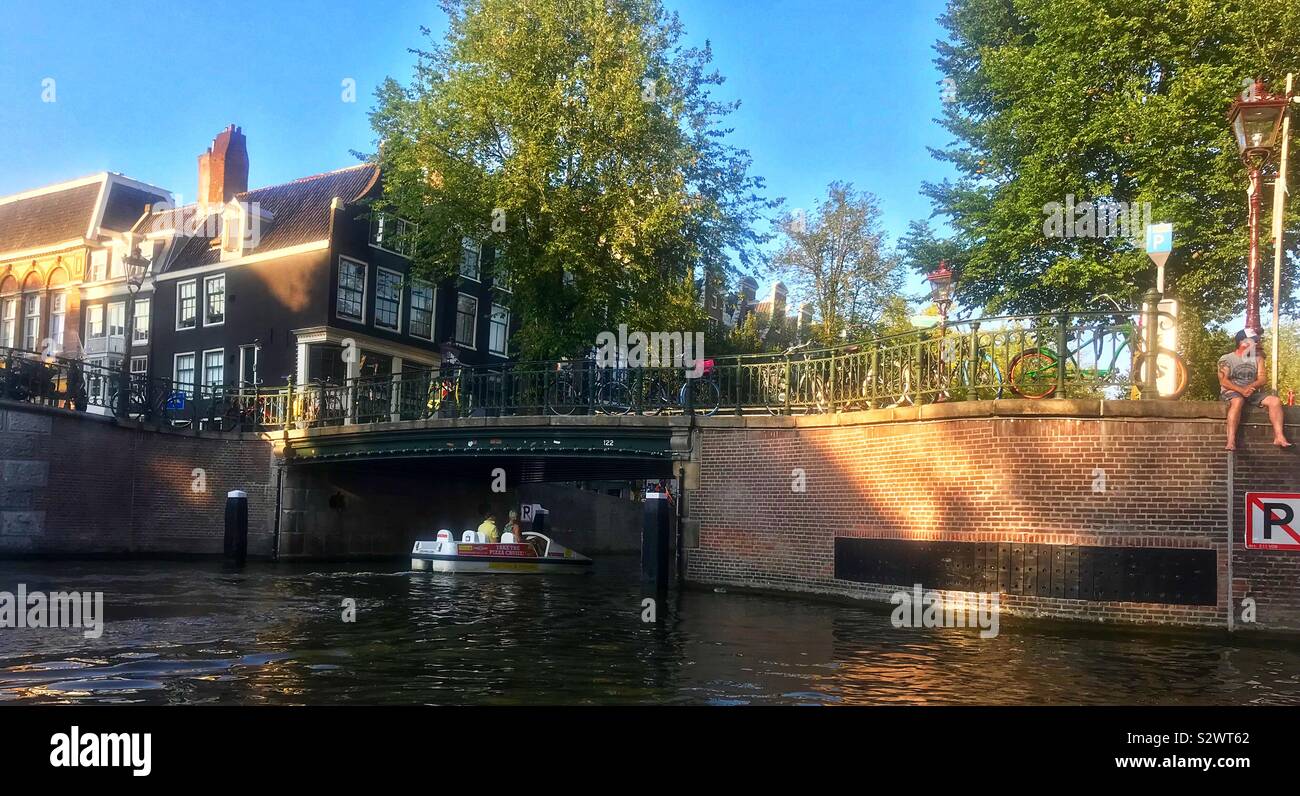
[425,364,473,418]
[1006,307,1187,400]
[760,340,830,415]
[637,359,722,416]
[546,361,585,415]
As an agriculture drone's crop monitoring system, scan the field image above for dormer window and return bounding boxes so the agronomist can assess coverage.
[220,200,271,260]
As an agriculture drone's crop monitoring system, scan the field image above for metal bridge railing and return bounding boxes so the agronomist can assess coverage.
[0,303,1189,432]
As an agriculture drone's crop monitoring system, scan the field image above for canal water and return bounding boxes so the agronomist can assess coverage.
[1,558,1298,705]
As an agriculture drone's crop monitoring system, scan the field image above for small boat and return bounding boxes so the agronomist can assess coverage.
[411,530,592,574]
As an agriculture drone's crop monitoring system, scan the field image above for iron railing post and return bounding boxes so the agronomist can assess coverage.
[1056,311,1068,397]
[970,321,982,399]
[783,354,792,415]
[870,343,879,408]
[828,347,837,410]
[913,333,923,405]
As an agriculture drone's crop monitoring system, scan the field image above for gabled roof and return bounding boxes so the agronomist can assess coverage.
[0,173,170,257]
[154,163,379,270]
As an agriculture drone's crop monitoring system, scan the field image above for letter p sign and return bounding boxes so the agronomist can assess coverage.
[1245,493,1300,550]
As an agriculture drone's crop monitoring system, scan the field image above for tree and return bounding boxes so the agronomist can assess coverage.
[369,0,777,359]
[770,182,903,344]
[924,0,1300,320]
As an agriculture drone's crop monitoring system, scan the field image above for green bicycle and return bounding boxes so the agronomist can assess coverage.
[1006,318,1187,400]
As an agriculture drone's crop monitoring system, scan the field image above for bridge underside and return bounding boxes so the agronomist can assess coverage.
[280,421,681,481]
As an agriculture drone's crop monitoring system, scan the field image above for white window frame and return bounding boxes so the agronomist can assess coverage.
[370,212,416,258]
[408,280,435,341]
[459,237,481,282]
[492,258,512,293]
[86,304,105,339]
[173,351,196,397]
[203,274,226,327]
[374,267,404,332]
[455,292,478,350]
[107,301,126,340]
[176,279,198,330]
[88,249,108,283]
[22,293,40,351]
[130,355,148,375]
[201,347,225,394]
[133,297,150,345]
[0,297,17,348]
[489,303,510,357]
[49,292,66,350]
[336,256,367,322]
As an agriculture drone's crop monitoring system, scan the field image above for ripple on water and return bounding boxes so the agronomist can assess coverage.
[2,558,1300,705]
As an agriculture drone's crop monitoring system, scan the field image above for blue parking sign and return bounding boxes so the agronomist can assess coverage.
[1145,223,1173,254]
[165,391,186,410]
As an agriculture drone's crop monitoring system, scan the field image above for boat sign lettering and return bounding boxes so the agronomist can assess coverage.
[457,543,534,557]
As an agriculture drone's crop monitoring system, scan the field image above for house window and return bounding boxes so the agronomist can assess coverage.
[489,304,509,356]
[337,258,366,321]
[0,298,16,348]
[177,280,197,329]
[371,212,416,258]
[133,298,150,344]
[86,304,105,339]
[107,302,125,339]
[493,258,511,292]
[202,349,224,393]
[409,281,434,340]
[130,356,148,375]
[174,352,196,396]
[459,238,481,281]
[49,293,66,350]
[89,249,108,282]
[375,268,402,331]
[455,293,478,348]
[22,294,40,351]
[204,275,225,326]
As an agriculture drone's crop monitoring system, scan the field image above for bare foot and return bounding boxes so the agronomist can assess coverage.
[1225,443,1236,451]
[1274,439,1294,449]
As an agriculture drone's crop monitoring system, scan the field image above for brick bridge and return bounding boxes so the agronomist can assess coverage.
[3,397,1299,633]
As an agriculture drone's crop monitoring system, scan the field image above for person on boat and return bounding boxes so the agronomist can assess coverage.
[477,513,500,543]
[1219,328,1293,452]
[504,510,523,542]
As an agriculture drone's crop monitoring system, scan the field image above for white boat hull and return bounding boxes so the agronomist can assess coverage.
[410,532,592,575]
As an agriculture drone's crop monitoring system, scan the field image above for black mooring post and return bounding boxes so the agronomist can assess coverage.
[224,489,248,567]
[642,491,671,595]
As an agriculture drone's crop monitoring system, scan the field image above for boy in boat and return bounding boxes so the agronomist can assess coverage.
[1218,328,1293,451]
[477,513,500,543]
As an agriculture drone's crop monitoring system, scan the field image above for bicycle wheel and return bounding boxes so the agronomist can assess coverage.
[546,376,578,415]
[642,378,674,415]
[761,371,787,415]
[1133,349,1189,400]
[596,381,633,415]
[1007,348,1060,399]
[965,354,1004,400]
[220,401,242,433]
[682,377,721,417]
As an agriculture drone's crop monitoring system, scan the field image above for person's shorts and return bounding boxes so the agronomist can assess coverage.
[1222,388,1271,406]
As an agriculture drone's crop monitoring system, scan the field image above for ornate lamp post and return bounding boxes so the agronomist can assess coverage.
[1227,79,1291,333]
[117,246,150,418]
[926,260,956,325]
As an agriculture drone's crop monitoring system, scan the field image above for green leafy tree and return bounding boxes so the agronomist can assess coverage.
[771,182,904,344]
[368,0,776,359]
[925,0,1300,319]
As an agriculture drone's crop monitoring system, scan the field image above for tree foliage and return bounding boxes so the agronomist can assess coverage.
[369,0,776,359]
[924,0,1300,320]
[770,182,903,344]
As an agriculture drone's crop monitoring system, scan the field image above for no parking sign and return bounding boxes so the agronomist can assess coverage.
[1245,492,1300,550]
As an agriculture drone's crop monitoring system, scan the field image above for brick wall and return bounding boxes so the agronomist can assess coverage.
[0,402,276,557]
[686,401,1300,633]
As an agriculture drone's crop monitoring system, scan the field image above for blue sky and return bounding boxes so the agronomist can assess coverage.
[0,0,954,295]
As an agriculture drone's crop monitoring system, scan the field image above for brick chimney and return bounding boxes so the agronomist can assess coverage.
[197,125,249,205]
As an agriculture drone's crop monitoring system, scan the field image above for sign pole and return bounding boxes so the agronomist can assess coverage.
[1270,73,1294,391]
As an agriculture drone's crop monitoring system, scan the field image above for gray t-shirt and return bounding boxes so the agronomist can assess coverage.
[1218,350,1258,399]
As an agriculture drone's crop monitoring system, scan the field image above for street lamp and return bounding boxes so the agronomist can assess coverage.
[1227,79,1292,332]
[926,260,956,324]
[117,245,150,418]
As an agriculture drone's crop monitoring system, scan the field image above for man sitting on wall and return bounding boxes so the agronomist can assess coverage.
[1219,328,1293,451]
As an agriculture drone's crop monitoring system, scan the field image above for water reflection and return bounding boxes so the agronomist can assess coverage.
[0,559,1297,705]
